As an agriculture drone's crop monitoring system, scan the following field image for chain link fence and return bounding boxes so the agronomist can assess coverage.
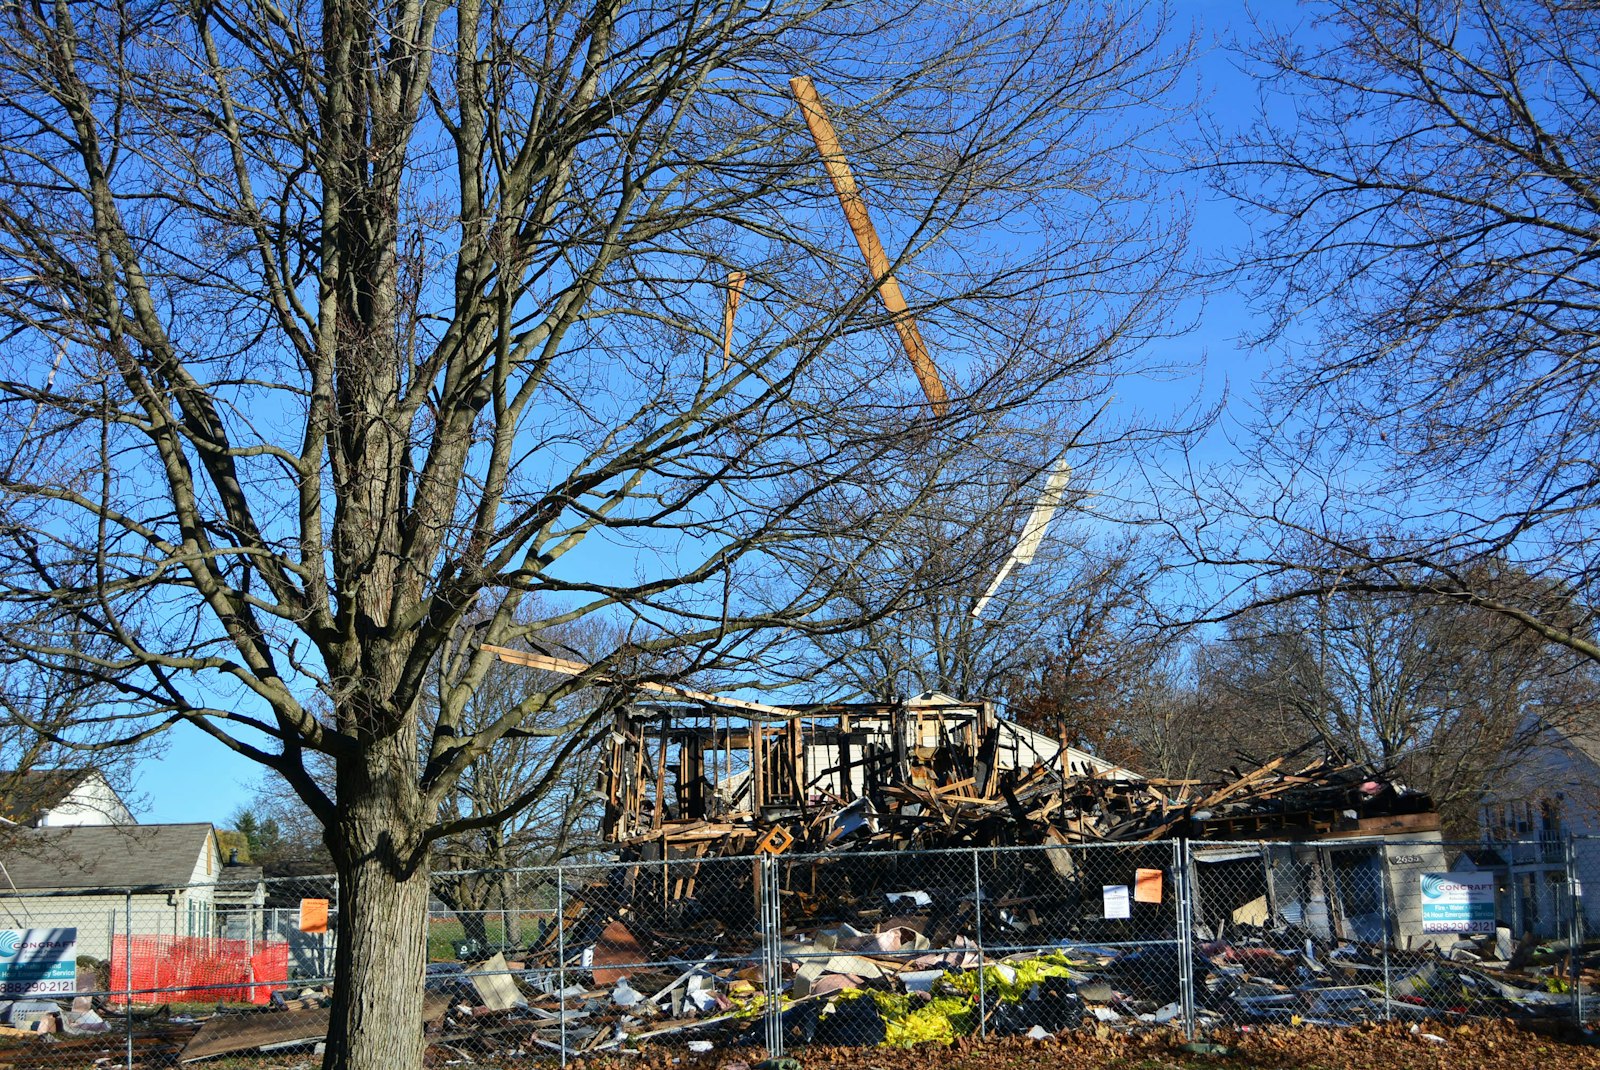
[0,836,1593,1067]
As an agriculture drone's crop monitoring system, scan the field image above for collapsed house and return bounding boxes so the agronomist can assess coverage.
[600,691,1138,859]
[484,695,1581,1057]
[595,691,1458,952]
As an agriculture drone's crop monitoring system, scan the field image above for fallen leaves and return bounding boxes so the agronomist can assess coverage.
[568,1019,1600,1070]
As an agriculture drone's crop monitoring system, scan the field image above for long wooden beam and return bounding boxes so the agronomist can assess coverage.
[721,270,746,372]
[789,75,950,416]
[482,644,801,718]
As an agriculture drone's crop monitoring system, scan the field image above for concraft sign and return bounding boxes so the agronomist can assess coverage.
[1419,873,1495,933]
[0,928,78,996]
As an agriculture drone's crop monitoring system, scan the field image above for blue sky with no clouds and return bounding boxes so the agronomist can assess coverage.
[139,0,1283,827]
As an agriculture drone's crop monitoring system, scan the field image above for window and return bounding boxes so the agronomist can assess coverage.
[1515,800,1532,834]
[1481,803,1511,842]
[1540,797,1562,832]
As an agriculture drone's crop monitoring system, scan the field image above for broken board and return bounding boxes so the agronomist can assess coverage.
[180,994,451,1062]
[469,952,522,1012]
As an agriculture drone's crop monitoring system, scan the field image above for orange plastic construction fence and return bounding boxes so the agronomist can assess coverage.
[109,935,290,1005]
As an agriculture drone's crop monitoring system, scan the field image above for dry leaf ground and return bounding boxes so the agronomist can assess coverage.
[568,1020,1600,1070]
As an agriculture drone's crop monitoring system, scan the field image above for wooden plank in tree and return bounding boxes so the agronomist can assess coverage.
[751,723,765,811]
[788,75,950,415]
[721,270,746,372]
[789,717,804,810]
[483,646,800,717]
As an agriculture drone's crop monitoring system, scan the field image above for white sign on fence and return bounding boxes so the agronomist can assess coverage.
[0,928,78,997]
[1419,873,1496,933]
[1102,884,1131,920]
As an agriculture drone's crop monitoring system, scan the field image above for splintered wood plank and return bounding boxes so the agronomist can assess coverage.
[721,270,746,371]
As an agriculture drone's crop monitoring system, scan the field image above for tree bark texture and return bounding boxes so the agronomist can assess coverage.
[325,746,432,1070]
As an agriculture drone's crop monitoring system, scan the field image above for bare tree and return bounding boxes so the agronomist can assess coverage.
[794,457,1174,774]
[1001,541,1167,761]
[430,613,615,949]
[1109,649,1216,780]
[0,619,156,824]
[1182,0,1600,661]
[1192,579,1598,835]
[0,0,1190,1063]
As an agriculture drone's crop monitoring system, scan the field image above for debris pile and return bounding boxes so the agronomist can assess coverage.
[5,908,1591,1063]
[862,749,1441,847]
[601,696,1441,861]
[495,897,1598,1054]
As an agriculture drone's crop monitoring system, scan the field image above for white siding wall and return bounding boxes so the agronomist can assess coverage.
[995,722,1137,780]
[1378,833,1452,949]
[0,888,217,962]
[37,775,134,827]
[795,717,1140,799]
[1482,718,1600,842]
[184,835,218,887]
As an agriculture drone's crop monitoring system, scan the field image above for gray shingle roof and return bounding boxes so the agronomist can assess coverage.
[0,823,214,891]
[1552,720,1600,770]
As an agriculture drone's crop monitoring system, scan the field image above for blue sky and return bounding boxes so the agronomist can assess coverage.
[140,0,1275,827]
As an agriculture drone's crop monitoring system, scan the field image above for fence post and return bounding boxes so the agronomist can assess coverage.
[1378,840,1391,1022]
[1173,839,1196,1039]
[773,854,785,1057]
[973,846,986,1038]
[1567,834,1583,1025]
[556,868,567,1070]
[760,853,784,1058]
[124,889,134,1070]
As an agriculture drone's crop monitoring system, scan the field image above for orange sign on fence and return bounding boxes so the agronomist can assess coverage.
[298,897,329,933]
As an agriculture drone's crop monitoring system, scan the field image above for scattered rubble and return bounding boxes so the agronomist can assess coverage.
[0,717,1586,1064]
[0,916,1591,1063]
[484,872,1598,1056]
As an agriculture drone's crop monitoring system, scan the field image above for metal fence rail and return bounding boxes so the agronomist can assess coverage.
[0,835,1593,1068]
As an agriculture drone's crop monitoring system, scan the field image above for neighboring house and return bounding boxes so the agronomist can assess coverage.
[1468,714,1600,938]
[213,858,269,942]
[0,823,228,959]
[0,769,134,827]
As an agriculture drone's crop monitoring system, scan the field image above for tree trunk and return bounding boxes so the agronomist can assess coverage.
[323,769,432,1070]
[460,911,491,953]
[435,870,496,953]
[498,871,520,945]
[435,876,494,953]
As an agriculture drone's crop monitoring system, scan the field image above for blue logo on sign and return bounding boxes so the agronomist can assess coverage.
[1420,874,1446,899]
[0,932,19,959]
